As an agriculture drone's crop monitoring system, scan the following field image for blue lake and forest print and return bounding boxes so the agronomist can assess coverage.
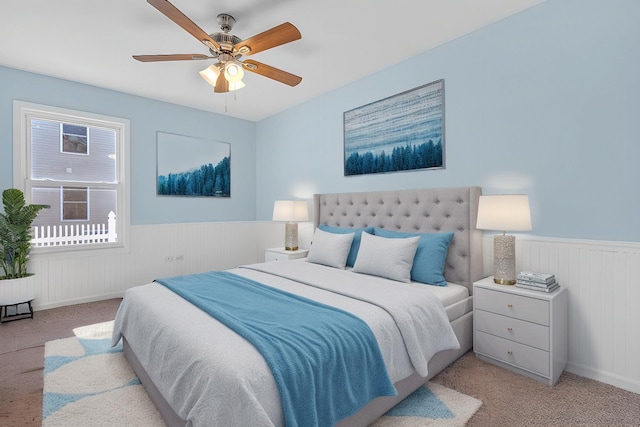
[344,79,444,176]
[157,132,231,197]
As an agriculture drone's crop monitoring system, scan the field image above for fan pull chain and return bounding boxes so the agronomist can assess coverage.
[222,90,239,113]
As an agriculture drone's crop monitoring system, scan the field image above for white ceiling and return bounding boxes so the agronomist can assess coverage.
[1,0,543,122]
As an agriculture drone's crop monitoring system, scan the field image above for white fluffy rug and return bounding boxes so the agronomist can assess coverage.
[42,321,166,427]
[43,321,481,426]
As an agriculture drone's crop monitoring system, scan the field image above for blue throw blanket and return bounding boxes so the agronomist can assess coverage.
[156,271,397,427]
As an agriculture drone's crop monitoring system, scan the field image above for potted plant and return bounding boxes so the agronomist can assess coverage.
[0,188,48,319]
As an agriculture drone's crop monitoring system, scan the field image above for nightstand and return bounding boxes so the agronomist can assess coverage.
[264,248,309,262]
[473,276,568,386]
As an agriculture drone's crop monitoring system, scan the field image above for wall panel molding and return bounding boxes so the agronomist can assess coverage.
[29,221,284,311]
[483,235,640,394]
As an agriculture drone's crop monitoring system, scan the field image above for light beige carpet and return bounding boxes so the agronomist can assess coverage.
[43,321,481,427]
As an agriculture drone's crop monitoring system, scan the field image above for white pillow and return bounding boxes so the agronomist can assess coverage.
[306,228,355,269]
[352,232,420,282]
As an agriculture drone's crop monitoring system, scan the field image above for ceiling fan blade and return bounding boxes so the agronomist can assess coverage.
[133,54,211,62]
[147,0,220,52]
[235,22,301,56]
[214,72,229,93]
[242,60,302,87]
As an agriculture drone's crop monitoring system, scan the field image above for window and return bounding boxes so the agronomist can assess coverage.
[62,186,89,221]
[13,101,129,251]
[61,124,88,155]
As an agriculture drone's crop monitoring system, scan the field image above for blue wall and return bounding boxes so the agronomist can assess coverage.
[256,0,640,242]
[0,66,257,225]
[2,0,638,241]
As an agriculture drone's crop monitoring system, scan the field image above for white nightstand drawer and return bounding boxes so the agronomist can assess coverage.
[475,310,550,351]
[265,248,308,262]
[475,287,549,326]
[473,277,567,386]
[475,331,550,377]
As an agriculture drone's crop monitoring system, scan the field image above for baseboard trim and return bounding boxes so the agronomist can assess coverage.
[565,362,640,394]
[33,291,124,312]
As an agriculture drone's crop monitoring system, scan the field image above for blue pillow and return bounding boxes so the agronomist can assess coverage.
[373,228,454,286]
[318,225,374,267]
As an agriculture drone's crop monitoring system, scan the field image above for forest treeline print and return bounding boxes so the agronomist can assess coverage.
[157,157,230,197]
[344,80,444,176]
[345,140,442,175]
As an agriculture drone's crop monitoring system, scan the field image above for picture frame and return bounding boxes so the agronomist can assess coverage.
[343,79,445,176]
[156,132,231,197]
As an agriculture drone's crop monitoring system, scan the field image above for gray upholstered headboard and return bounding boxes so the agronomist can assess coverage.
[313,186,483,293]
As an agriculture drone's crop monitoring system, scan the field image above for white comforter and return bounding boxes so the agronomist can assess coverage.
[112,260,459,427]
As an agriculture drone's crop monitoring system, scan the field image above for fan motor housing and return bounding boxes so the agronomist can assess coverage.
[209,33,242,58]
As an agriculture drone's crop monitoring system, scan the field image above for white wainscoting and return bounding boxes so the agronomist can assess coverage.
[483,235,640,394]
[29,221,285,311]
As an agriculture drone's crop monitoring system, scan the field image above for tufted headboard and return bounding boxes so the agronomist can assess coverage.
[313,186,483,294]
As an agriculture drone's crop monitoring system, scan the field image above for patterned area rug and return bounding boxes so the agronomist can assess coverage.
[371,382,482,426]
[43,321,481,427]
[42,321,165,427]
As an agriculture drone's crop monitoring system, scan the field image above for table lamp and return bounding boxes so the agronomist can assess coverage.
[476,194,532,285]
[272,200,309,251]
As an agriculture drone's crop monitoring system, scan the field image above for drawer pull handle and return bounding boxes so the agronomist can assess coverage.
[507,351,513,355]
[507,304,513,308]
[507,327,513,331]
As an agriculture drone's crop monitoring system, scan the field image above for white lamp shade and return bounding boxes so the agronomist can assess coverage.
[227,80,245,91]
[272,200,309,222]
[199,64,220,87]
[476,194,532,232]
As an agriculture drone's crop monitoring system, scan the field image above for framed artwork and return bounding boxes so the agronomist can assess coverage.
[156,132,230,197]
[343,79,445,176]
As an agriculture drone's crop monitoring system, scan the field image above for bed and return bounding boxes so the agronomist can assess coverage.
[112,186,483,427]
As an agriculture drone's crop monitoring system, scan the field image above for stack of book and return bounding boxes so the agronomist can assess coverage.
[516,272,559,293]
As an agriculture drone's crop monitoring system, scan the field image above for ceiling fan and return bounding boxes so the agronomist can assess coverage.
[133,0,302,93]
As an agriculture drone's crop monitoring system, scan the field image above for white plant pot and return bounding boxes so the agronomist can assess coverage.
[0,274,36,306]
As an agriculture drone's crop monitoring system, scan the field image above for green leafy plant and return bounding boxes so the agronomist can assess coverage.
[0,189,49,280]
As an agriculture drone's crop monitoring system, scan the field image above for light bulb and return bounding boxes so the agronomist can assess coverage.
[224,62,244,83]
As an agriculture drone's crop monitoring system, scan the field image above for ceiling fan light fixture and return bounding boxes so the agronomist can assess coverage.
[199,64,221,87]
[134,2,303,92]
[227,80,245,91]
[224,61,244,83]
